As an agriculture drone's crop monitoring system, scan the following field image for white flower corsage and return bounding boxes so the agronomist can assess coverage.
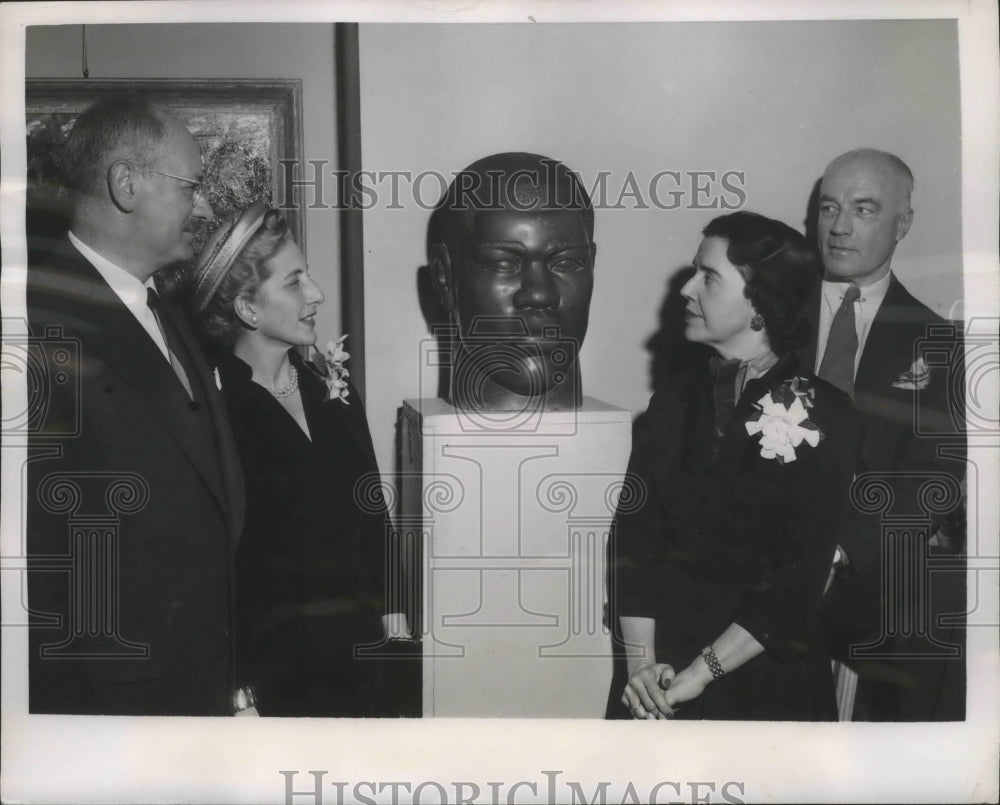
[744,377,824,464]
[892,356,930,391]
[322,334,350,405]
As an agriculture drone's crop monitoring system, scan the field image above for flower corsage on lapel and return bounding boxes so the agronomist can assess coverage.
[745,377,824,464]
[891,356,930,391]
[321,334,351,405]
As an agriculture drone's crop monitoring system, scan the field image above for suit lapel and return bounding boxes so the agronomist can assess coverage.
[60,247,236,533]
[855,275,923,393]
[160,293,245,546]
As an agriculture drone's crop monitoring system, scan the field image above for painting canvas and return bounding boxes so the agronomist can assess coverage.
[25,78,303,267]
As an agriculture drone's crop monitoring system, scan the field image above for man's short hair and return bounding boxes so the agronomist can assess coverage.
[428,152,594,259]
[826,148,915,209]
[60,94,173,196]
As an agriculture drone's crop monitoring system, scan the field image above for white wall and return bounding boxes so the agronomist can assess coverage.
[25,21,963,480]
[359,20,961,477]
[26,22,344,340]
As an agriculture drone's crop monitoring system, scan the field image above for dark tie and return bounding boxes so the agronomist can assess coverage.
[818,283,861,396]
[147,288,194,399]
[819,283,862,718]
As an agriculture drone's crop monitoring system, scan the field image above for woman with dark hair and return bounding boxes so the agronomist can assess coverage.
[608,211,854,721]
[186,201,407,717]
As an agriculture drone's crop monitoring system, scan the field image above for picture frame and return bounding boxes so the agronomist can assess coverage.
[25,78,305,260]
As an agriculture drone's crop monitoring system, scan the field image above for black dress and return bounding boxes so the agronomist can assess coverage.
[607,353,854,720]
[217,350,395,717]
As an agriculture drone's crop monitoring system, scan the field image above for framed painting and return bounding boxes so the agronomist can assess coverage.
[24,78,304,263]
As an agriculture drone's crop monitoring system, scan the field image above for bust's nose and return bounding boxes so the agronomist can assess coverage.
[513,259,558,311]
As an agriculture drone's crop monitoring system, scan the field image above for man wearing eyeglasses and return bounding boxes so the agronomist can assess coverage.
[25,95,246,715]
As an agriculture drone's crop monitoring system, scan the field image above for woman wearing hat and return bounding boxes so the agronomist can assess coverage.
[186,202,405,717]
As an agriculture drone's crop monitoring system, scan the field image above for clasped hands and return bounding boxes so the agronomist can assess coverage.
[621,660,710,720]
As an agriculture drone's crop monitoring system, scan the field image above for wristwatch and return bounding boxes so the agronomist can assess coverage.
[232,685,257,714]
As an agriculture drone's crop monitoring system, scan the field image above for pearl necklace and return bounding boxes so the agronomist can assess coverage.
[266,365,299,399]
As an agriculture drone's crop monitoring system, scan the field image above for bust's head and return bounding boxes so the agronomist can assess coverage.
[429,153,596,412]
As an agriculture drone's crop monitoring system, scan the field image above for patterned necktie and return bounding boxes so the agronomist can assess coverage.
[147,288,194,399]
[818,283,861,396]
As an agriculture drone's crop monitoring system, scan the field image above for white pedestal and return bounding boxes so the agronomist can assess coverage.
[400,397,631,717]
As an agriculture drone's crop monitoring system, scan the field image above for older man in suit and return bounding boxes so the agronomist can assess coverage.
[26,95,246,715]
[804,149,966,721]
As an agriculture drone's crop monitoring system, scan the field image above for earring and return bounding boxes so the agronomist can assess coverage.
[750,314,765,332]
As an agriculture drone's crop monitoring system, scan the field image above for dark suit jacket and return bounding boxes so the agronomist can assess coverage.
[801,274,966,720]
[26,238,245,715]
[608,354,855,720]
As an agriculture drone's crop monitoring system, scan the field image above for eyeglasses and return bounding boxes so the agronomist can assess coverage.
[136,165,204,198]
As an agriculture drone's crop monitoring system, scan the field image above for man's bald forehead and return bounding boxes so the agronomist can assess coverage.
[824,148,914,209]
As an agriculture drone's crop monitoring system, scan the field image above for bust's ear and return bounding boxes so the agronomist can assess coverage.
[429,242,455,312]
[107,160,139,213]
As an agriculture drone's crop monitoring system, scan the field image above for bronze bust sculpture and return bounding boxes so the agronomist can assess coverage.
[429,152,596,412]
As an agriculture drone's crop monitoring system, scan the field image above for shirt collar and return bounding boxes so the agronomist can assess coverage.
[68,230,157,303]
[822,270,892,308]
[709,349,779,376]
[744,350,780,377]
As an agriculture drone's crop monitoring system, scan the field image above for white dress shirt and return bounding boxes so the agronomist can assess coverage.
[68,231,171,362]
[814,271,892,376]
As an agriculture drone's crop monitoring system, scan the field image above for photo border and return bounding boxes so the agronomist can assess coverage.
[1,2,997,804]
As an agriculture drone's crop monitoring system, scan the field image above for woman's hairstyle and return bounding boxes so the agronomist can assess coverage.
[702,211,820,355]
[187,202,290,348]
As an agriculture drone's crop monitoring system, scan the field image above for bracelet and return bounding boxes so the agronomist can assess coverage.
[701,646,725,680]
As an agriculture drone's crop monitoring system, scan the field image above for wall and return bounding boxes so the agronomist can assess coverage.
[24,20,965,485]
[26,22,343,340]
[358,20,962,478]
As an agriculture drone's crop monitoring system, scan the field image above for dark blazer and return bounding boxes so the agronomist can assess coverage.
[608,353,855,720]
[26,238,244,715]
[216,351,397,717]
[801,275,966,720]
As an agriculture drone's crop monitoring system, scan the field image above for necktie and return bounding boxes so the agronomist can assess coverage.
[147,288,194,399]
[818,283,861,396]
[820,283,862,718]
